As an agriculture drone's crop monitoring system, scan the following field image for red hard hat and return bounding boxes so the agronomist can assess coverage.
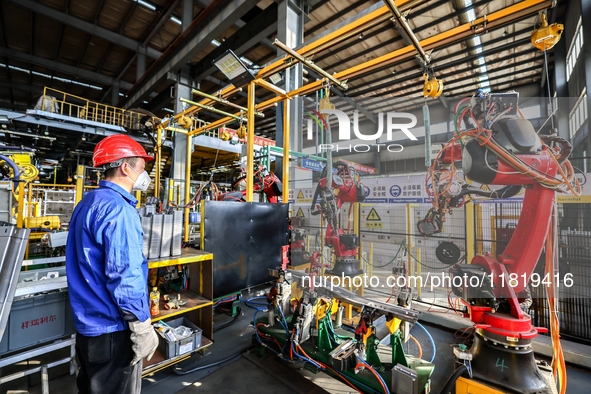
[92,134,154,167]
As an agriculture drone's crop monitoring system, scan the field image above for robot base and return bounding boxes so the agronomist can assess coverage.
[325,258,363,276]
[466,331,554,394]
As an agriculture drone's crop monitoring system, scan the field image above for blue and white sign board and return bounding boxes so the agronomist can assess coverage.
[300,158,324,172]
[361,174,428,203]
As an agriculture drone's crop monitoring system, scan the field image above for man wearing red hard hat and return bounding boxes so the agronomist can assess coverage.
[66,134,158,394]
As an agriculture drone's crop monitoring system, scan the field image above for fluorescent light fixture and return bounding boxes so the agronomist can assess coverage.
[0,63,101,90]
[466,9,476,22]
[170,16,182,25]
[213,50,255,87]
[137,0,156,11]
[240,56,253,66]
[211,39,222,47]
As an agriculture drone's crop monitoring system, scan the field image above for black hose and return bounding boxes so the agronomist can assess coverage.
[172,346,254,375]
[0,145,35,152]
[439,364,468,394]
[0,154,21,191]
[213,310,241,332]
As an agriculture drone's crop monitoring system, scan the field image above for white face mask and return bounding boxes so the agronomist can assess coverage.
[128,165,152,191]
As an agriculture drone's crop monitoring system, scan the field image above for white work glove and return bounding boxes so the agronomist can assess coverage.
[129,318,159,365]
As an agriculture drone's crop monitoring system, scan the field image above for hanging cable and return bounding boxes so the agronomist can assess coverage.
[413,322,436,363]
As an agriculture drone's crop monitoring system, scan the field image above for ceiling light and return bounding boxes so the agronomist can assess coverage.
[136,0,156,11]
[269,73,283,85]
[213,50,255,87]
[358,33,364,40]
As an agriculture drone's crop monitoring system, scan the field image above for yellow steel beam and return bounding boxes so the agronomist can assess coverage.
[184,134,193,243]
[282,98,290,203]
[254,78,287,97]
[75,165,84,205]
[256,1,418,79]
[16,181,25,228]
[245,82,255,202]
[188,0,553,136]
[179,1,416,128]
[154,126,161,198]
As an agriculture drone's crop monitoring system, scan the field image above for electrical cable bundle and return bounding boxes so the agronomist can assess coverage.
[427,96,581,210]
[545,204,567,394]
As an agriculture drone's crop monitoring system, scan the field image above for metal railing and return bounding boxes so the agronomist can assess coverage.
[39,87,150,130]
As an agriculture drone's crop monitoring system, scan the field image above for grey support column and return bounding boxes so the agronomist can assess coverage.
[172,76,191,205]
[137,52,146,82]
[170,2,195,205]
[111,85,120,106]
[276,0,305,187]
[183,0,193,26]
[554,34,569,140]
[582,0,591,158]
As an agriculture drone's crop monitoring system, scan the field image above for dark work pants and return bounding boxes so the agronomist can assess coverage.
[75,329,142,394]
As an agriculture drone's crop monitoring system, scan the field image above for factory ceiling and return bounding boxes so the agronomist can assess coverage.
[0,0,566,179]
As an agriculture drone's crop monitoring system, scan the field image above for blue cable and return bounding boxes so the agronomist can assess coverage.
[291,342,324,370]
[245,296,268,311]
[333,370,381,394]
[357,356,391,394]
[276,304,290,336]
[253,310,288,357]
[414,322,436,363]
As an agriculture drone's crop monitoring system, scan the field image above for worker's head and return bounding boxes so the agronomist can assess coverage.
[92,134,154,192]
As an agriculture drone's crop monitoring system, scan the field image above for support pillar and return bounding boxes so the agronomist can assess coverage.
[136,53,146,82]
[173,78,191,204]
[554,34,569,141]
[582,0,591,164]
[276,0,304,189]
[169,0,195,204]
[110,85,120,106]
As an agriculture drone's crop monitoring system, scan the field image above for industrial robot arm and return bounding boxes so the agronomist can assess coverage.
[418,90,580,393]
[310,161,365,276]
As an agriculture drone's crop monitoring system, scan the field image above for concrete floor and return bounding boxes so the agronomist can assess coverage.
[2,287,591,394]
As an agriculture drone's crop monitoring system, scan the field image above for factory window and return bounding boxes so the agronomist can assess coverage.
[569,89,588,138]
[566,19,583,82]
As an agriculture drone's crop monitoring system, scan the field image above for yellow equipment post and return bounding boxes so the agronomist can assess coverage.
[466,200,475,263]
[282,98,290,204]
[75,165,84,205]
[155,126,161,199]
[246,82,255,202]
[16,181,25,228]
[184,134,192,243]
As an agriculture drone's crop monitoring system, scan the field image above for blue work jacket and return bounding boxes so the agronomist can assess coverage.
[66,180,149,336]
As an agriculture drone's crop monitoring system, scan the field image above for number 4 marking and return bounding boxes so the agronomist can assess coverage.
[496,358,508,371]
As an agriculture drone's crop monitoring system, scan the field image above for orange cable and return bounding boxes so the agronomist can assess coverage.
[409,335,423,359]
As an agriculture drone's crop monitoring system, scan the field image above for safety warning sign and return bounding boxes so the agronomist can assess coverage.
[296,208,305,217]
[364,208,383,229]
[366,208,381,221]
